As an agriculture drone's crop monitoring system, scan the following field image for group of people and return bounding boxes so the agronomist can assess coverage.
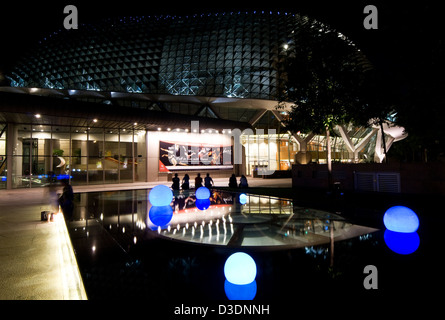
[171,172,248,190]
[171,172,214,190]
[55,172,250,220]
[229,174,248,188]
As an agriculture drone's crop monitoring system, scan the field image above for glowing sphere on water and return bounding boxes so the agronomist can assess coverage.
[195,186,210,200]
[383,206,419,233]
[224,280,257,300]
[239,193,247,205]
[149,185,173,206]
[148,205,173,227]
[384,230,420,255]
[224,252,257,285]
[195,198,211,211]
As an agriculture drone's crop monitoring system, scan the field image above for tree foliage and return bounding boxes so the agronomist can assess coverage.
[279,15,378,134]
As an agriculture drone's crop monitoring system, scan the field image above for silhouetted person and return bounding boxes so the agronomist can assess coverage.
[229,174,237,188]
[195,173,203,188]
[45,171,58,221]
[182,174,190,190]
[239,175,248,188]
[172,173,180,190]
[204,173,214,188]
[59,179,74,221]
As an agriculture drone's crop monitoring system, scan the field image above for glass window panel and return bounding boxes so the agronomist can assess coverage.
[12,156,29,188]
[31,125,51,188]
[104,130,119,184]
[134,130,146,182]
[119,129,134,183]
[52,126,71,177]
[71,126,88,185]
[0,124,6,189]
[88,127,104,185]
[87,157,103,184]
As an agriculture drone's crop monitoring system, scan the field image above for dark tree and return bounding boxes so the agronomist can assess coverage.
[279,15,379,187]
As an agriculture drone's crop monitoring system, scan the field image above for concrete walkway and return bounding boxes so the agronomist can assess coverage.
[0,178,291,300]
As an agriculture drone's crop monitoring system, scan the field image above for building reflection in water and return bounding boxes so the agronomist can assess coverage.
[69,189,378,254]
[64,189,429,301]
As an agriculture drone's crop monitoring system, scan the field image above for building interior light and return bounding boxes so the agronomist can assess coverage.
[35,114,41,118]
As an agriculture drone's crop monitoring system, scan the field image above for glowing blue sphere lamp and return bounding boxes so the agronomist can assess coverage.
[384,230,420,255]
[383,206,419,233]
[148,205,173,228]
[195,186,210,200]
[224,252,257,285]
[224,279,257,300]
[149,185,173,207]
[195,198,211,211]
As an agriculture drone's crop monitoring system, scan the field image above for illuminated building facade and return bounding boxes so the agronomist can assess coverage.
[0,11,405,189]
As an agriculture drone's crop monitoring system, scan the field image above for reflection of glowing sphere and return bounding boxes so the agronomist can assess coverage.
[383,206,419,233]
[384,230,420,255]
[195,187,210,200]
[224,280,257,300]
[148,205,173,227]
[195,198,211,211]
[239,193,247,205]
[149,185,173,206]
[224,252,257,285]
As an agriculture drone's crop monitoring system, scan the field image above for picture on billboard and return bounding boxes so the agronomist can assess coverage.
[159,141,233,172]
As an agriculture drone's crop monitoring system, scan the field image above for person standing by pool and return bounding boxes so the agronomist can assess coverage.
[195,173,203,188]
[239,175,248,188]
[171,173,180,190]
[58,179,74,221]
[204,173,214,188]
[182,174,190,190]
[229,174,237,188]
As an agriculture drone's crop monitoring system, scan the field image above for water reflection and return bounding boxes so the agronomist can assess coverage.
[65,189,431,301]
[384,230,420,255]
[195,198,211,210]
[224,280,257,300]
[148,205,173,228]
[70,189,378,250]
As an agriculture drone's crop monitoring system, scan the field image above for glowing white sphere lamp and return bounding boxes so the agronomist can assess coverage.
[149,185,173,206]
[195,186,210,200]
[239,193,247,205]
[383,206,419,233]
[224,252,257,285]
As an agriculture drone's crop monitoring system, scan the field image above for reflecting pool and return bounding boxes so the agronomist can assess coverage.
[66,188,436,304]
